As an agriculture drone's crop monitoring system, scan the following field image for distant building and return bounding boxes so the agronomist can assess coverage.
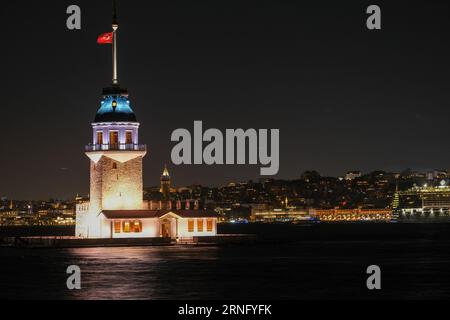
[313,208,392,222]
[427,170,448,181]
[251,203,312,222]
[393,184,450,220]
[160,165,171,200]
[0,210,19,218]
[345,171,362,181]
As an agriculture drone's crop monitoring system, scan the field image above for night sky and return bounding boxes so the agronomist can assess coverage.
[1,0,450,199]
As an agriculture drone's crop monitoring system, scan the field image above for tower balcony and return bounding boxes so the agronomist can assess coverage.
[85,144,147,152]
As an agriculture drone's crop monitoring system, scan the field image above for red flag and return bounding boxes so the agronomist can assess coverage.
[97,32,113,44]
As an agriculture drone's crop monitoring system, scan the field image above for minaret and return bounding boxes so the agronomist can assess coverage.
[76,1,147,238]
[160,165,171,200]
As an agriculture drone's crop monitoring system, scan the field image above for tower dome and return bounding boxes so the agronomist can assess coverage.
[95,88,137,123]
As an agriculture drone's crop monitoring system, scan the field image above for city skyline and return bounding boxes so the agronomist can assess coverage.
[1,165,448,200]
[3,165,450,226]
[1,166,448,202]
[2,0,450,199]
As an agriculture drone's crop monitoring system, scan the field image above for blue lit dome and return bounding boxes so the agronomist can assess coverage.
[94,95,137,123]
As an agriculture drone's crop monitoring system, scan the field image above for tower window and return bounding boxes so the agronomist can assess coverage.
[113,163,117,169]
[125,131,133,144]
[109,131,119,147]
[97,131,103,145]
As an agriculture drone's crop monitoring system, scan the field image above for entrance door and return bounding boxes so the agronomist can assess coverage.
[161,219,171,238]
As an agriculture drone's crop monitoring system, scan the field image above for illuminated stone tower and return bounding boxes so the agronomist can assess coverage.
[86,91,146,213]
[160,165,171,200]
[76,1,147,238]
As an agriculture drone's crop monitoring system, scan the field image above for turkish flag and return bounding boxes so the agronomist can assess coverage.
[97,32,113,44]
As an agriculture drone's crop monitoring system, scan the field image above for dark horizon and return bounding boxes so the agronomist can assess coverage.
[2,0,450,199]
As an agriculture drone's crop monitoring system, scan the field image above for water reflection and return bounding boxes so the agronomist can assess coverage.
[65,246,219,300]
[2,224,450,299]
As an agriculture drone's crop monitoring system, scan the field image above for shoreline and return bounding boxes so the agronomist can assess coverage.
[0,234,257,249]
[2,223,450,249]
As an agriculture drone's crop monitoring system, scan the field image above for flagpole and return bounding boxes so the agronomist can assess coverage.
[112,0,119,86]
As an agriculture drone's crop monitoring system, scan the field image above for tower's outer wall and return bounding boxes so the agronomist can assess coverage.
[90,155,144,212]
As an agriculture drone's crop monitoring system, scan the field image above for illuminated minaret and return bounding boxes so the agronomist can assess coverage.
[160,165,171,200]
[76,1,147,238]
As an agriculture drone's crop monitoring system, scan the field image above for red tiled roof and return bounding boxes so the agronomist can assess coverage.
[102,210,217,219]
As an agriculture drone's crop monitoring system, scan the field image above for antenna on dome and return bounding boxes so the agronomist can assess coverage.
[112,0,119,86]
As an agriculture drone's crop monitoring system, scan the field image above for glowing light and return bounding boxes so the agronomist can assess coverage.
[96,96,135,117]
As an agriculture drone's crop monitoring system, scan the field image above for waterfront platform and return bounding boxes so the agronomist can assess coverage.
[0,234,257,248]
